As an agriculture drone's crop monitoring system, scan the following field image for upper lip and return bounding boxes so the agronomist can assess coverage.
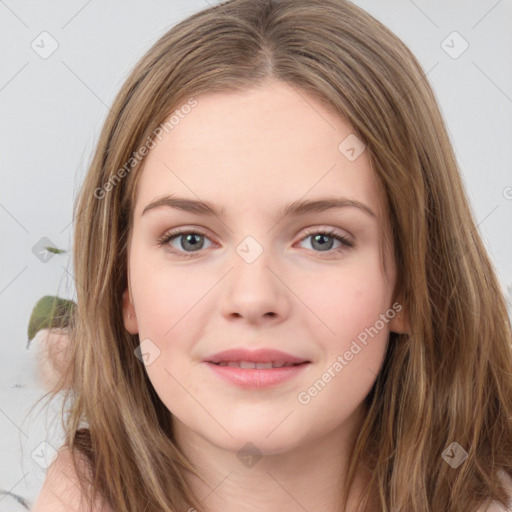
[205,348,310,365]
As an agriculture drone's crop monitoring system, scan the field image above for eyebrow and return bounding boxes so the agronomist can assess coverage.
[141,194,376,219]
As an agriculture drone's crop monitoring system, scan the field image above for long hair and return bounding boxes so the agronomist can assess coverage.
[34,0,512,510]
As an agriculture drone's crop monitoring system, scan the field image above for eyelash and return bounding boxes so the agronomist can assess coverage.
[156,227,354,260]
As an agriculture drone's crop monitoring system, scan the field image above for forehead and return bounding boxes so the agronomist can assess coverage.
[132,81,387,223]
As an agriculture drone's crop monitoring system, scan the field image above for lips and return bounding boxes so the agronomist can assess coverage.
[205,348,310,367]
[205,348,311,389]
[215,361,299,368]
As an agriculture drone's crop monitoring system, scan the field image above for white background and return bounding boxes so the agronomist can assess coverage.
[1,0,511,509]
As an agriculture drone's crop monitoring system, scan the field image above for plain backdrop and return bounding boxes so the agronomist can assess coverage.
[1,0,511,509]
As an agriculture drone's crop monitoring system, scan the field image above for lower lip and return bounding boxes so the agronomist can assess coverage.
[204,362,310,389]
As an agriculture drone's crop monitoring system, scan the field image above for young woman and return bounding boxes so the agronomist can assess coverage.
[32,0,512,511]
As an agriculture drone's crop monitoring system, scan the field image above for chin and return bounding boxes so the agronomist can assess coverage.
[208,425,303,457]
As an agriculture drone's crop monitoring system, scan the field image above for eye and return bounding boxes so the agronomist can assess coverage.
[156,227,354,259]
[156,228,214,259]
[296,228,354,256]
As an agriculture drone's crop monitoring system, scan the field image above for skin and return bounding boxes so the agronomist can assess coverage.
[122,80,408,512]
[32,328,71,391]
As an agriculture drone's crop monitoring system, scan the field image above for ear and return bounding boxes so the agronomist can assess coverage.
[388,301,409,335]
[122,288,139,335]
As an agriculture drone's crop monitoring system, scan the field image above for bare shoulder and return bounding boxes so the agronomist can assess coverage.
[32,445,113,512]
[477,470,512,512]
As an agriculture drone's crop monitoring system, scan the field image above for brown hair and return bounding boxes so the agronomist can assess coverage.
[33,0,512,510]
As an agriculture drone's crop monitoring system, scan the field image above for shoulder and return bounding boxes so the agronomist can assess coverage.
[477,470,512,512]
[32,445,113,512]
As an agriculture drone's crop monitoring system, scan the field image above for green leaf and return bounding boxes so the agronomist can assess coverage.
[27,295,76,346]
[45,246,67,254]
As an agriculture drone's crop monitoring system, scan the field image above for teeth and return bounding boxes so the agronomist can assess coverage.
[215,360,300,369]
[255,362,273,369]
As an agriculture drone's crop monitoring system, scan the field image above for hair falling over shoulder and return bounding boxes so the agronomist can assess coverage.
[32,1,512,510]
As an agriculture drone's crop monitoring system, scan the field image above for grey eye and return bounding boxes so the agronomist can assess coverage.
[170,232,212,252]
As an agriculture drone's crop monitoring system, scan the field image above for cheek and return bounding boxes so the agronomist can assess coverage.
[130,248,210,337]
[302,256,391,340]
[295,265,391,412]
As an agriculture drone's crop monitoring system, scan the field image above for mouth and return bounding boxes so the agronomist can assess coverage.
[205,359,310,389]
[210,361,307,369]
[205,348,310,368]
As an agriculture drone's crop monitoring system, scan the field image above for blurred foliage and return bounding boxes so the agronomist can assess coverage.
[27,295,76,347]
[45,246,67,255]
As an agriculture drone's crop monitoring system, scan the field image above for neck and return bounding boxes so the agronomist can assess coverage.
[172,405,372,512]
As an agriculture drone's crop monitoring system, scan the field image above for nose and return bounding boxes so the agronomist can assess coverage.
[220,240,291,326]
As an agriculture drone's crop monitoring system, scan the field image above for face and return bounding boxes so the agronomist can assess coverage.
[122,80,407,456]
